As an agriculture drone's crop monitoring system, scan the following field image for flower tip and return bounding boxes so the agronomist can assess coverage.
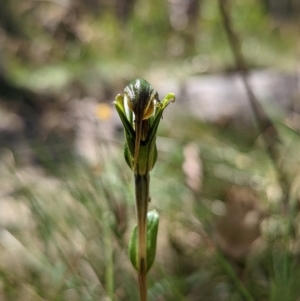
[161,93,176,109]
[169,93,176,103]
[114,94,123,105]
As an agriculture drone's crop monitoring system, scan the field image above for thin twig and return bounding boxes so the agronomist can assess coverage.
[218,0,291,210]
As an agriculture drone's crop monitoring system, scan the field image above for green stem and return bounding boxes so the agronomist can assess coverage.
[217,252,255,301]
[105,224,114,301]
[135,173,150,301]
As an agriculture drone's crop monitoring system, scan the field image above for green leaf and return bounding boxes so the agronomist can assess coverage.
[128,210,160,272]
[128,224,139,271]
[146,209,159,272]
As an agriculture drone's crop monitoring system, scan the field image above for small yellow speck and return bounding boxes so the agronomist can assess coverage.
[96,103,112,120]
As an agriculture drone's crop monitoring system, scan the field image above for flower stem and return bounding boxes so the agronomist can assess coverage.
[135,173,150,301]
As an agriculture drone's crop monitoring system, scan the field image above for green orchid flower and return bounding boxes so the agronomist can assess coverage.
[114,78,175,175]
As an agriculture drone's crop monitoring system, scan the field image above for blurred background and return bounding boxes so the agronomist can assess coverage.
[1,0,300,300]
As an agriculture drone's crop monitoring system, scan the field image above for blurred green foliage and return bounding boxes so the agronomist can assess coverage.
[1,0,298,92]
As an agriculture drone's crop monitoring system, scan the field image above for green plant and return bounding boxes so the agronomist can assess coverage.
[114,78,175,301]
